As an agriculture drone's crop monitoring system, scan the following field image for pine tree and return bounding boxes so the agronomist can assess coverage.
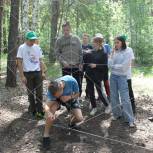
[49,0,60,63]
[6,0,20,87]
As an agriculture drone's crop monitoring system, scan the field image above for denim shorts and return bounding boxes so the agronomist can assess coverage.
[58,99,81,112]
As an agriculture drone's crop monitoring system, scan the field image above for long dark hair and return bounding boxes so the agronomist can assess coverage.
[115,35,127,50]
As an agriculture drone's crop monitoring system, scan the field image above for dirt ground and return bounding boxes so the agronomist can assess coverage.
[0,75,153,153]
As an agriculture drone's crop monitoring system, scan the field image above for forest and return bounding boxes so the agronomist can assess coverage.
[0,0,153,87]
[0,0,153,153]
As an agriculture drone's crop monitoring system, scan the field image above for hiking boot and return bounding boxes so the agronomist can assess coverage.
[90,108,97,116]
[43,137,50,149]
[68,123,81,130]
[105,104,111,114]
[129,122,136,128]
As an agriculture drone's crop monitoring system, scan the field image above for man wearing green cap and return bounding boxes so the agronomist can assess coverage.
[17,31,45,118]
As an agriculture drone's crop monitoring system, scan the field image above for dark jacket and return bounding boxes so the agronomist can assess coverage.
[84,48,108,81]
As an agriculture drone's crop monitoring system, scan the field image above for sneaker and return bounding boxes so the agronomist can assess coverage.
[90,108,97,116]
[105,105,111,114]
[111,116,117,121]
[68,123,81,130]
[129,122,135,128]
[148,117,153,122]
[89,103,92,110]
[96,97,100,102]
[43,137,50,149]
[110,115,121,121]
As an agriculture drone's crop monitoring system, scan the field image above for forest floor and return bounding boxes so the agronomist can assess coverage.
[0,74,153,153]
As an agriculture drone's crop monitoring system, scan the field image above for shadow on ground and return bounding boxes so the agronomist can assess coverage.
[0,78,153,153]
[0,102,153,153]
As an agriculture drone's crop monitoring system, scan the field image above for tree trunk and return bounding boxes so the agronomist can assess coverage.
[3,7,7,53]
[31,0,39,31]
[3,0,10,54]
[0,0,3,54]
[0,0,3,75]
[57,0,65,36]
[21,0,29,34]
[49,0,60,63]
[5,0,20,87]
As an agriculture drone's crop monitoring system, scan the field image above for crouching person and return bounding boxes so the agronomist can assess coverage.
[43,75,84,148]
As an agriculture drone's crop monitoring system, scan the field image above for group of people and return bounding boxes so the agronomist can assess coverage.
[16,21,136,149]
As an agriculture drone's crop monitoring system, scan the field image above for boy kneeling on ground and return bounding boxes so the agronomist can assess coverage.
[43,75,84,148]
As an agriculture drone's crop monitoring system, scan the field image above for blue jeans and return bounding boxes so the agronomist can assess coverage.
[110,74,134,123]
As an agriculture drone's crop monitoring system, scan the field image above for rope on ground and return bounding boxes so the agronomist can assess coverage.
[20,116,153,152]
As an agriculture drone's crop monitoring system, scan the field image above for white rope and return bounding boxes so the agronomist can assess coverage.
[20,116,153,152]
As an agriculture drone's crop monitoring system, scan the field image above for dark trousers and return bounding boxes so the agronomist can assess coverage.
[86,77,108,108]
[84,74,90,98]
[24,71,43,113]
[127,79,136,114]
[85,80,89,98]
[62,68,83,95]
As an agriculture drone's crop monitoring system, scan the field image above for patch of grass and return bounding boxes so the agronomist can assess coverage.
[46,62,62,79]
[132,66,153,77]
[43,55,62,79]
[1,53,153,78]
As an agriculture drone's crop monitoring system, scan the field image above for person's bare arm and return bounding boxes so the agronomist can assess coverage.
[17,58,27,84]
[43,101,62,120]
[43,103,50,113]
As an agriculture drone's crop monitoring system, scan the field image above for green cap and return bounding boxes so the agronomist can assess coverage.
[120,35,128,41]
[25,31,38,40]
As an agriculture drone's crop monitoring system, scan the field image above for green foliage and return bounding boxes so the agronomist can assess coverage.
[1,0,153,65]
[132,66,153,77]
[43,54,61,78]
[124,0,153,64]
[46,63,61,79]
[35,0,153,66]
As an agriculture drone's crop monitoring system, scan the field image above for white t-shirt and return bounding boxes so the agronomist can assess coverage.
[17,43,43,72]
[126,47,135,79]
